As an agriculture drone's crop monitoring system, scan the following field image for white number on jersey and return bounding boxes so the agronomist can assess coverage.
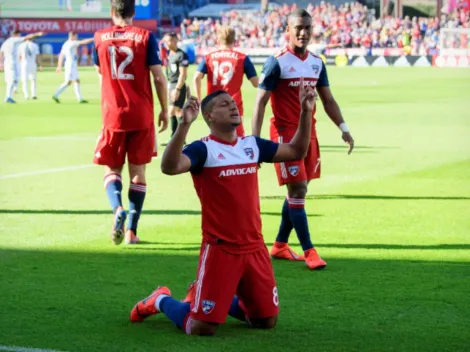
[108,46,134,80]
[273,287,279,307]
[212,60,234,86]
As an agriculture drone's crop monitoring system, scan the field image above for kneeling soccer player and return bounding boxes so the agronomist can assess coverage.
[130,81,316,335]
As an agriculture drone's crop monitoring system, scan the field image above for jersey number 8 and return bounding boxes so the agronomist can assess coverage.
[212,60,233,86]
[108,46,134,80]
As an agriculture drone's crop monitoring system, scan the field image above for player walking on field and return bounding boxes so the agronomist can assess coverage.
[252,9,355,270]
[129,79,316,336]
[92,0,169,245]
[193,26,258,136]
[53,31,94,103]
[18,39,41,100]
[0,30,44,104]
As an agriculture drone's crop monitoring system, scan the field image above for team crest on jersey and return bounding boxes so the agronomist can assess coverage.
[311,64,320,74]
[288,166,299,177]
[244,148,254,160]
[202,300,216,314]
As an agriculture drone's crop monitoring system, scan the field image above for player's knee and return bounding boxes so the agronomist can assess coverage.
[105,166,123,176]
[287,183,307,199]
[128,164,146,184]
[190,320,218,336]
[249,315,278,329]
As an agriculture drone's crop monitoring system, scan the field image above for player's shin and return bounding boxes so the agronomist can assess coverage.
[73,82,82,101]
[128,182,146,234]
[31,79,37,98]
[275,198,293,244]
[287,197,314,251]
[157,296,191,331]
[104,173,123,213]
[6,82,14,99]
[54,82,68,98]
[22,81,29,99]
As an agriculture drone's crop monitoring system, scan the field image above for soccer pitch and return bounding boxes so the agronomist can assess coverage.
[0,67,469,352]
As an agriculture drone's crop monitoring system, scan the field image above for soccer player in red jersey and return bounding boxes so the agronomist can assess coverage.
[129,81,316,335]
[92,0,169,245]
[193,26,258,136]
[252,9,355,269]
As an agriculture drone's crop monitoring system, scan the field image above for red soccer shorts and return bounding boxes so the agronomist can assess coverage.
[93,124,157,168]
[190,243,280,324]
[270,123,321,186]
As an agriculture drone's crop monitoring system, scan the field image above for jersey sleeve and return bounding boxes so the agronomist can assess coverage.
[197,57,207,74]
[259,56,280,91]
[182,141,207,173]
[317,62,330,87]
[243,56,257,79]
[180,51,189,67]
[255,137,279,163]
[147,33,162,66]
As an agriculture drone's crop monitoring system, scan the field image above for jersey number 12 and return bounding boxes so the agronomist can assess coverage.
[212,60,233,85]
[109,46,134,80]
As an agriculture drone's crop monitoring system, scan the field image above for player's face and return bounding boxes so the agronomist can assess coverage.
[166,37,178,51]
[208,94,240,130]
[287,16,313,50]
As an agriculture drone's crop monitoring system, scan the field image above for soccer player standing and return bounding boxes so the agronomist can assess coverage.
[0,30,43,103]
[53,31,93,103]
[165,33,189,139]
[193,26,258,136]
[129,80,316,335]
[93,0,169,245]
[252,9,355,270]
[18,39,41,100]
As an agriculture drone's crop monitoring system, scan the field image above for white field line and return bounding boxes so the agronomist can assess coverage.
[0,164,94,180]
[0,346,68,352]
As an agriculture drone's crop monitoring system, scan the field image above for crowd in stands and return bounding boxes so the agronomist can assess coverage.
[181,1,470,55]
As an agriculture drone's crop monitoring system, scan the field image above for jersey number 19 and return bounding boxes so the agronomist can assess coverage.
[212,60,233,85]
[108,46,134,80]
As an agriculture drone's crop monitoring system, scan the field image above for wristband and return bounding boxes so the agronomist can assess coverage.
[339,122,349,133]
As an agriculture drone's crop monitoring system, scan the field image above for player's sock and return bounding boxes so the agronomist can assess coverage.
[22,82,29,99]
[229,296,247,322]
[104,173,123,213]
[275,198,293,243]
[31,80,37,97]
[171,116,178,136]
[6,82,14,99]
[156,296,191,330]
[54,82,68,98]
[127,182,146,233]
[73,82,82,101]
[288,197,314,251]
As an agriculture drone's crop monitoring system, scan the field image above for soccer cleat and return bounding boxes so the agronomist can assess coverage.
[305,248,327,270]
[182,281,196,303]
[111,207,127,245]
[79,99,89,104]
[130,286,171,322]
[270,243,305,261]
[125,229,140,245]
[52,96,60,103]
[32,97,37,100]
[4,97,16,104]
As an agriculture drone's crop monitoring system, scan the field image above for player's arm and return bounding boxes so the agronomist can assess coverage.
[252,56,280,136]
[193,57,207,101]
[78,38,94,46]
[316,63,354,154]
[244,56,258,88]
[161,89,203,175]
[22,32,44,42]
[56,51,65,72]
[271,77,316,162]
[147,33,169,132]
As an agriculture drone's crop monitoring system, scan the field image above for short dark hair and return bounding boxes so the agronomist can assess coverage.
[201,90,229,115]
[111,0,135,19]
[11,30,21,36]
[289,8,312,21]
[167,32,178,39]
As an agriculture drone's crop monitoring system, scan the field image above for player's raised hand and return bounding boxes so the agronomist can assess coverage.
[299,76,316,112]
[158,110,168,133]
[342,132,354,155]
[181,87,200,125]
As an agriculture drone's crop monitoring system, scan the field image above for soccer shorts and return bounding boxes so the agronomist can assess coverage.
[93,124,157,168]
[65,66,79,81]
[270,123,321,186]
[169,83,187,109]
[190,242,280,324]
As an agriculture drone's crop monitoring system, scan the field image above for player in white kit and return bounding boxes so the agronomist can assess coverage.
[0,30,44,103]
[18,39,41,100]
[53,31,93,103]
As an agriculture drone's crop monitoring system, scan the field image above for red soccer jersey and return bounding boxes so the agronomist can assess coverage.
[197,49,257,117]
[94,25,161,132]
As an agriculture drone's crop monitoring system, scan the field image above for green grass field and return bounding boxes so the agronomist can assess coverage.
[0,66,469,352]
